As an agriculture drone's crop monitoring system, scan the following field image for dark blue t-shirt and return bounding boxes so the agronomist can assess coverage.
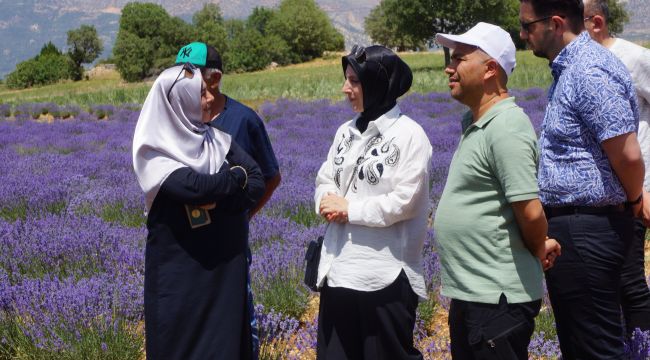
[211,96,279,181]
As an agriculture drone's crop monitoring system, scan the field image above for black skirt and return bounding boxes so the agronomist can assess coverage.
[144,185,254,360]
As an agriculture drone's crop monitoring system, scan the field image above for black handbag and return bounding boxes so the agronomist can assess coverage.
[303,235,324,292]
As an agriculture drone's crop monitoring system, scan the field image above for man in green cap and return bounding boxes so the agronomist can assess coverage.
[176,42,281,360]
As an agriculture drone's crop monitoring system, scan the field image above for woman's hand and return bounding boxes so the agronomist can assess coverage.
[229,165,248,189]
[319,193,349,223]
[199,203,216,210]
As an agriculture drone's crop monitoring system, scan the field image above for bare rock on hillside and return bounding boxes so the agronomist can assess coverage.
[86,64,117,79]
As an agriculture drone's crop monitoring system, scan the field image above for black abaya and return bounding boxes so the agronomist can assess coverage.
[144,142,264,360]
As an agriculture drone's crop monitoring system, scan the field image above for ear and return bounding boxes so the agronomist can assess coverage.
[592,15,606,33]
[550,14,566,35]
[206,71,222,91]
[484,59,499,81]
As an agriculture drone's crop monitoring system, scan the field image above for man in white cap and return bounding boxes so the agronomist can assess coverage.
[433,22,561,358]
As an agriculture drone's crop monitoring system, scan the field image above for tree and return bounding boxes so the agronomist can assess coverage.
[113,30,154,82]
[365,0,425,51]
[246,7,293,66]
[192,4,228,57]
[39,42,62,57]
[67,25,103,81]
[366,0,521,62]
[193,3,223,27]
[605,0,629,35]
[6,43,73,89]
[225,28,272,72]
[248,7,276,36]
[224,27,293,73]
[113,2,192,81]
[267,0,344,63]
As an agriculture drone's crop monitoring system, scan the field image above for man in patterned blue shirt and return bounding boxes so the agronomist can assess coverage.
[584,0,650,337]
[519,0,646,358]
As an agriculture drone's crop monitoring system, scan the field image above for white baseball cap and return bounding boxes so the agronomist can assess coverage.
[435,22,516,77]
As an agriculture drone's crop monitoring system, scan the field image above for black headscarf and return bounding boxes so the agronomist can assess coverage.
[342,45,413,133]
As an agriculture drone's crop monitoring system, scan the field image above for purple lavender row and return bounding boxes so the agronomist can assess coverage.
[1,90,647,357]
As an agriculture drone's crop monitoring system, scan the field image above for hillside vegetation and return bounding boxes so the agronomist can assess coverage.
[0,51,552,109]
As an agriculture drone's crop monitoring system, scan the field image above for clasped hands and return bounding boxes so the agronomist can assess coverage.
[319,192,349,223]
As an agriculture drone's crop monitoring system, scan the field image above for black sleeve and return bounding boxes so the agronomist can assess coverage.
[224,141,266,209]
[159,162,244,205]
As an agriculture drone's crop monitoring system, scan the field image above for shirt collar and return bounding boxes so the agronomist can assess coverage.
[348,104,401,137]
[461,97,518,133]
[550,31,591,80]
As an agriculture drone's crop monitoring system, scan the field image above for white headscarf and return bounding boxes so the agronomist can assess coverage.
[132,65,231,211]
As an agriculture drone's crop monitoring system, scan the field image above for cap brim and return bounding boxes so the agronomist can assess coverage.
[435,33,480,50]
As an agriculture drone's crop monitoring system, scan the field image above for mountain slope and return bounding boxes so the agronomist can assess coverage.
[0,0,647,79]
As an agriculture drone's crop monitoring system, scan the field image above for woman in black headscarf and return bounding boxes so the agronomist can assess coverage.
[314,45,432,359]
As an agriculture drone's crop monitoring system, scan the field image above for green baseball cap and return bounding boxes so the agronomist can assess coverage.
[175,42,223,71]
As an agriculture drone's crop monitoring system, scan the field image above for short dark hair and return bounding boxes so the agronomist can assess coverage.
[585,0,610,23]
[520,0,585,34]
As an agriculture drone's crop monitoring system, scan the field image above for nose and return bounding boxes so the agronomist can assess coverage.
[520,28,528,40]
[444,65,455,77]
[206,91,214,105]
[342,79,351,94]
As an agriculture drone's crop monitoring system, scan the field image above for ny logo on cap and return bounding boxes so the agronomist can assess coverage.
[180,46,192,59]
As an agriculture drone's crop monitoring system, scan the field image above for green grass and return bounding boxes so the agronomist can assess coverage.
[0,206,26,222]
[254,270,311,320]
[0,318,143,360]
[283,204,324,228]
[534,305,558,341]
[0,51,553,110]
[0,199,67,222]
[100,203,146,228]
[416,296,438,330]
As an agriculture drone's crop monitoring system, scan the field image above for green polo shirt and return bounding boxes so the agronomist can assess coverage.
[433,97,543,304]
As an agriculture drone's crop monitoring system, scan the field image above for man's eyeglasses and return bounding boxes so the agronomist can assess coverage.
[167,62,196,103]
[520,15,563,32]
[583,15,596,22]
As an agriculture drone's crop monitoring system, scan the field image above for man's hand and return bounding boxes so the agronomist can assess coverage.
[541,237,561,271]
[319,193,349,223]
[632,189,650,227]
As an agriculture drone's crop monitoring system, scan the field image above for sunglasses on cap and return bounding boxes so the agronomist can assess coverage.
[350,44,366,63]
[167,62,197,103]
[347,45,389,80]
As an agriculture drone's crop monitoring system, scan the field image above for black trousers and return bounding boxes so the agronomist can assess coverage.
[317,271,423,360]
[449,294,540,360]
[620,219,650,335]
[545,212,634,359]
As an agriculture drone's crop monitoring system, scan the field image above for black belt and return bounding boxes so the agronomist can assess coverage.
[544,204,631,219]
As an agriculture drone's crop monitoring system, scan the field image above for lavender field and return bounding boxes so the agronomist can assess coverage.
[1,91,649,359]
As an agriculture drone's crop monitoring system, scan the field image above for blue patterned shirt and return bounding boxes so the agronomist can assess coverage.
[539,32,639,206]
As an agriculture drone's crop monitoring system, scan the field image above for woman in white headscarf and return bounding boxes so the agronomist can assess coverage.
[133,64,265,360]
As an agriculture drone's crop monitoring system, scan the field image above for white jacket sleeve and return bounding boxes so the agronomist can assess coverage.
[314,128,343,215]
[347,130,432,227]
